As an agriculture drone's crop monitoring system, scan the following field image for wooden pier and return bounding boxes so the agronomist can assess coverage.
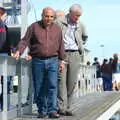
[13,91,120,120]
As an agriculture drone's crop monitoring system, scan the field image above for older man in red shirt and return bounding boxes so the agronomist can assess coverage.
[14,7,65,118]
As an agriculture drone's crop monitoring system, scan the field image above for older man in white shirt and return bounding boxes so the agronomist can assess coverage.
[56,4,88,116]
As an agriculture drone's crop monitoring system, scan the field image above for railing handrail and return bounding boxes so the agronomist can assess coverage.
[0,56,97,120]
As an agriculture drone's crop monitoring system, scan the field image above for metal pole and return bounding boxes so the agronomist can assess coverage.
[100,44,104,60]
[16,60,22,117]
[2,57,8,120]
[21,0,28,38]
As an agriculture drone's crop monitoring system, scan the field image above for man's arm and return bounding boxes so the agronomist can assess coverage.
[58,29,65,60]
[14,25,33,59]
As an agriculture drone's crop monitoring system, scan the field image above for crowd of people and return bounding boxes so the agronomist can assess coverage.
[92,55,120,92]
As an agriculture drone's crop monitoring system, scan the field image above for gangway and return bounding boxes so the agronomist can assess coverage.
[0,56,120,120]
[0,56,32,120]
[13,92,120,120]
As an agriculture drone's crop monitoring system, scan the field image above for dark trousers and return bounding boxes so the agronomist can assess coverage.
[102,74,112,91]
[0,76,12,110]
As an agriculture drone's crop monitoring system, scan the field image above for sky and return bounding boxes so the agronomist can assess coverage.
[27,0,120,62]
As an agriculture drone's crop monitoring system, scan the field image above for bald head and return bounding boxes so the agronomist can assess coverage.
[42,7,56,26]
[42,7,55,16]
[55,10,64,18]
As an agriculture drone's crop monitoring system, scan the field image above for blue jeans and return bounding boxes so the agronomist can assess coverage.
[32,57,58,115]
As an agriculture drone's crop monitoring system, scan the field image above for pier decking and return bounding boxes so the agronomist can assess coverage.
[13,91,120,120]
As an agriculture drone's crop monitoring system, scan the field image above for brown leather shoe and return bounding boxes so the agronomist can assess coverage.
[49,112,60,118]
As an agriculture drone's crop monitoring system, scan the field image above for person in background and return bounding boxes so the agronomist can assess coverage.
[13,7,65,118]
[56,4,88,116]
[112,54,120,91]
[0,7,12,111]
[55,9,66,115]
[101,58,112,91]
[0,7,11,55]
[107,58,113,90]
[93,57,103,91]
[55,10,65,18]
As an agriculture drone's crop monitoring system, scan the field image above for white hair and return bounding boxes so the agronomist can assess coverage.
[69,4,82,13]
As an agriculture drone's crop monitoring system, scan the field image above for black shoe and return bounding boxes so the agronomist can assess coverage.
[58,109,74,116]
[37,113,47,118]
[49,112,60,118]
[58,110,66,115]
[65,110,74,116]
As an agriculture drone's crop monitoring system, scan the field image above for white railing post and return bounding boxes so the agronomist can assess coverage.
[76,64,97,98]
[2,57,8,120]
[16,60,22,117]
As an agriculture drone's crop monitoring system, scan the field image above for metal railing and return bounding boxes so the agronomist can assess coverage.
[0,56,97,120]
[70,65,97,107]
[0,56,32,120]
[75,65,97,96]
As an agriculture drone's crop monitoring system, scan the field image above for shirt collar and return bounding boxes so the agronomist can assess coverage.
[39,20,54,29]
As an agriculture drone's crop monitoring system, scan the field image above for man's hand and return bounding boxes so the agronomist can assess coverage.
[59,61,65,72]
[25,55,32,61]
[13,50,20,60]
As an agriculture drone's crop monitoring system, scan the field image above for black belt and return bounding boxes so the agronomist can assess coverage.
[65,50,79,52]
[35,55,57,60]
